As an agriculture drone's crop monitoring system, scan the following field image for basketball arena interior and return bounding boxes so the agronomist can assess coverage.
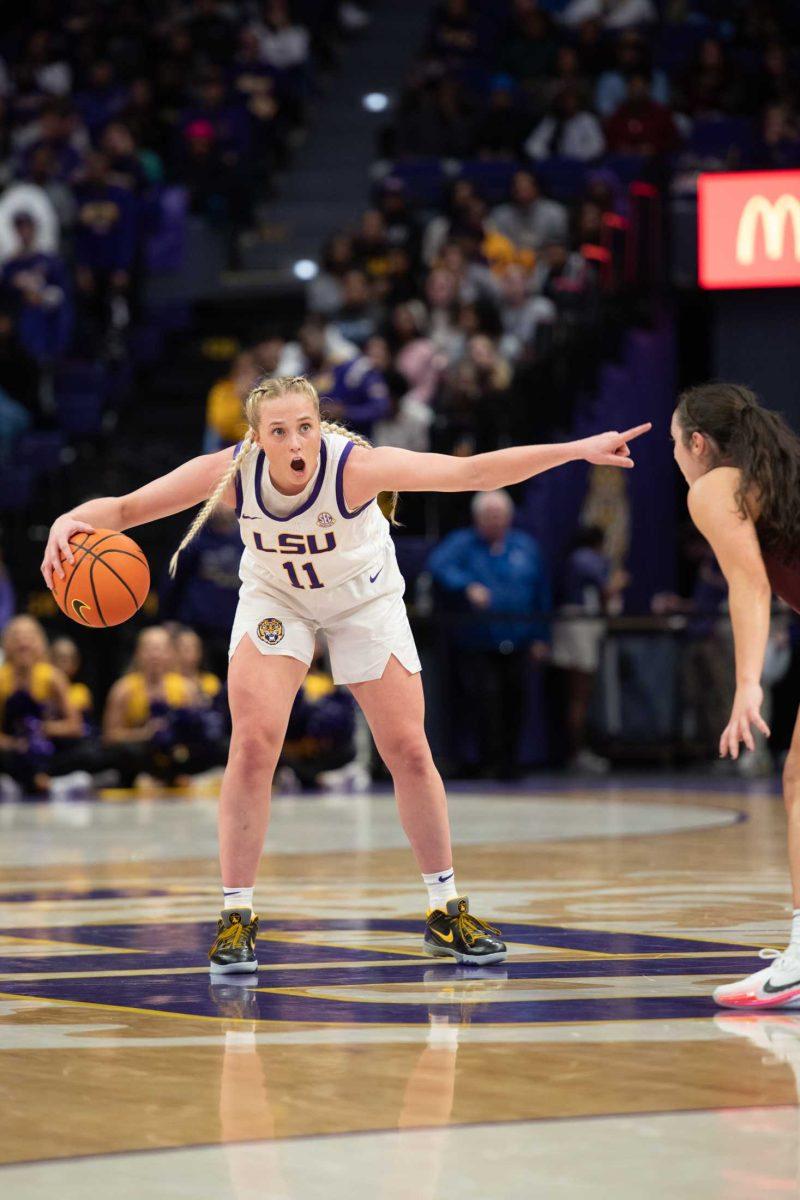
[3,2,800,1196]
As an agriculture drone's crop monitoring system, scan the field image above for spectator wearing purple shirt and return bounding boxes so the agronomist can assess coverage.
[73,152,138,353]
[324,355,392,440]
[0,212,72,365]
[74,61,128,137]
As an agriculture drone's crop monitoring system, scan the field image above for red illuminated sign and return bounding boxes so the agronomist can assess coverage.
[698,171,800,289]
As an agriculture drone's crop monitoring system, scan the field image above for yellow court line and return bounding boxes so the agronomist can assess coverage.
[0,935,140,955]
[0,948,759,986]
[0,990,735,1032]
[0,957,437,983]
[0,989,433,1027]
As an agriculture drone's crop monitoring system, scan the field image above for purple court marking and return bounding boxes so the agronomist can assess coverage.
[0,971,729,1024]
[0,917,760,1025]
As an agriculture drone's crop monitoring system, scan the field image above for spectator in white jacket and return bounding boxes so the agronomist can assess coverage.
[525,88,606,162]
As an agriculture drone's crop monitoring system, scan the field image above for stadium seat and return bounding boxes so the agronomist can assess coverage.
[382,160,450,207]
[457,159,518,203]
[144,187,189,274]
[54,363,109,437]
[535,158,592,203]
[0,463,35,510]
[15,431,65,476]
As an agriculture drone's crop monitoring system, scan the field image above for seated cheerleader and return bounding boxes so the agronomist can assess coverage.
[103,625,226,787]
[0,615,84,798]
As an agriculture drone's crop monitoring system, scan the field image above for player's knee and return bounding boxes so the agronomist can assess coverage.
[383,732,433,778]
[230,724,283,769]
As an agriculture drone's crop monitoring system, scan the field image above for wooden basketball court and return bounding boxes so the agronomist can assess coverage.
[1,779,796,1197]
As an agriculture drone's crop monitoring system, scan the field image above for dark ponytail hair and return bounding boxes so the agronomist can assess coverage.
[676,382,800,560]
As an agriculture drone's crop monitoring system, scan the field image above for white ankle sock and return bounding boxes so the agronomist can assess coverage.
[222,886,254,913]
[422,868,458,912]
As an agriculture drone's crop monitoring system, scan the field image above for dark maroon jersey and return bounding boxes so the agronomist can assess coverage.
[761,547,800,614]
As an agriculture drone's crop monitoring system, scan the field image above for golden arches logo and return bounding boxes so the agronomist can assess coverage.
[736,194,800,266]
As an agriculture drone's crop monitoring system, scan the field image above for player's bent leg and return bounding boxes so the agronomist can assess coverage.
[349,655,449,869]
[349,655,506,965]
[714,723,800,1009]
[209,637,308,975]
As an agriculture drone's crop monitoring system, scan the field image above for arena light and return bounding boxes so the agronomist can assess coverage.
[362,92,389,113]
[293,259,319,281]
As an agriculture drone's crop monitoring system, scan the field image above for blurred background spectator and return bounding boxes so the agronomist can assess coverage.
[552,525,626,774]
[428,489,550,779]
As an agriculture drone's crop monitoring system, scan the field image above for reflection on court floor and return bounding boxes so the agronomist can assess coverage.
[1,782,799,1199]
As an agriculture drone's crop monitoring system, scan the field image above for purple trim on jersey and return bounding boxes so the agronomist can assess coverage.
[232,441,244,517]
[253,437,328,522]
[335,439,372,520]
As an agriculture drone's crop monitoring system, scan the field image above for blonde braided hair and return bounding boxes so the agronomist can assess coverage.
[168,375,398,577]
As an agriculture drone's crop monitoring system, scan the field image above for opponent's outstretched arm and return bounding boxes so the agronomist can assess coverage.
[41,447,237,588]
[687,466,772,759]
[342,424,652,507]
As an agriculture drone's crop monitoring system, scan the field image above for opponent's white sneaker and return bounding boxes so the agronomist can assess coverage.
[714,1011,800,1062]
[713,945,800,1009]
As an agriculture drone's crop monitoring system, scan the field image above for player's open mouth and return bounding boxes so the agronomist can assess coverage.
[290,457,305,474]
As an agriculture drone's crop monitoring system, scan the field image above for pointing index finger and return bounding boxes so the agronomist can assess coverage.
[619,423,652,442]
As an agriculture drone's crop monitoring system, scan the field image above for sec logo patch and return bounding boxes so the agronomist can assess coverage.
[257,617,285,645]
[317,511,335,528]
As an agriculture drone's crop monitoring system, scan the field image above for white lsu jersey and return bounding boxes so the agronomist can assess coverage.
[228,430,421,684]
[234,431,394,599]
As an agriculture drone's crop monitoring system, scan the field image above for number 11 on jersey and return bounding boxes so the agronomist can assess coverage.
[282,561,324,589]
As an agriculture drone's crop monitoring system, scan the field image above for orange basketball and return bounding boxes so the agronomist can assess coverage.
[52,529,150,628]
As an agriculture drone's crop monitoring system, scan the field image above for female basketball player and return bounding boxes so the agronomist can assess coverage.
[42,376,649,972]
[672,382,800,1008]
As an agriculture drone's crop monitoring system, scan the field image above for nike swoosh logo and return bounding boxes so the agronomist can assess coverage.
[762,977,800,994]
[369,566,383,583]
[435,929,454,943]
[241,514,258,520]
[438,872,454,883]
[72,599,91,622]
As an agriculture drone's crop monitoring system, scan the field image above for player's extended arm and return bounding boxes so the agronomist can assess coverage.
[342,424,652,507]
[687,466,772,759]
[41,447,237,589]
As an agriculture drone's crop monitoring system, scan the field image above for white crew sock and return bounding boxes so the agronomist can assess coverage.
[422,868,458,912]
[222,886,254,914]
[790,909,800,949]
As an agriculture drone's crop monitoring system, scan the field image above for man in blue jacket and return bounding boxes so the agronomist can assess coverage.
[428,489,551,778]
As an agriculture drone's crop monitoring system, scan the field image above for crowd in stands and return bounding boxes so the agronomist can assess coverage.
[211,0,798,463]
[0,612,363,799]
[0,0,365,449]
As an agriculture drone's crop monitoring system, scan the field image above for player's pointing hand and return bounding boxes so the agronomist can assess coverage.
[578,423,652,469]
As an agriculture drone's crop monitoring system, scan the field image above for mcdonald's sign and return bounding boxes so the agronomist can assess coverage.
[698,171,800,289]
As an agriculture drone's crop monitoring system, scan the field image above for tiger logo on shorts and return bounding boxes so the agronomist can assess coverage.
[257,617,285,645]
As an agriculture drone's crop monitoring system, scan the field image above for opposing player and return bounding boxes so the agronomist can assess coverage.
[42,376,649,972]
[671,382,800,1008]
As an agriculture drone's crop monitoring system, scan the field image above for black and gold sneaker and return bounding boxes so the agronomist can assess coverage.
[423,897,507,965]
[208,907,259,975]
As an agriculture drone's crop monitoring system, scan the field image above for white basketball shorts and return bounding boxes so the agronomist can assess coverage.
[228,570,422,686]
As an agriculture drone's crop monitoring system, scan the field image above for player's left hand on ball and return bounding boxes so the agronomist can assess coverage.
[719,683,771,760]
[579,424,652,469]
